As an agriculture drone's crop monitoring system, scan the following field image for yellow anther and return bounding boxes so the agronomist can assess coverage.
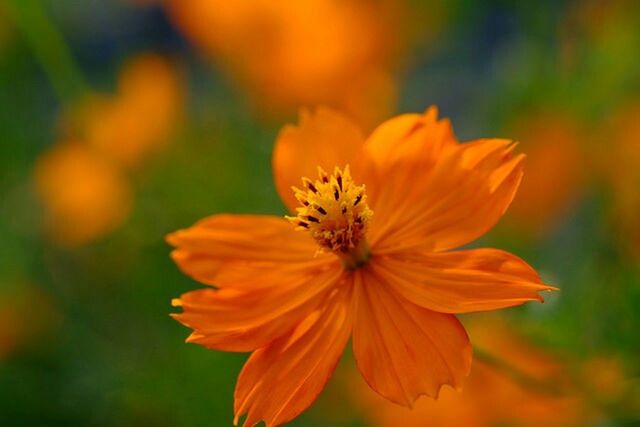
[287,165,373,258]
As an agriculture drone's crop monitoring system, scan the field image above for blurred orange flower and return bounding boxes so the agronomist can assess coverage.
[34,53,183,247]
[348,318,591,427]
[168,107,555,426]
[581,357,628,404]
[580,356,640,418]
[597,103,640,257]
[567,0,638,40]
[501,113,586,235]
[34,142,132,247]
[0,284,59,359]
[0,3,12,53]
[80,53,184,168]
[166,0,403,127]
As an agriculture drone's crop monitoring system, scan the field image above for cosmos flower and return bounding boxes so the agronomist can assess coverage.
[34,53,182,247]
[168,107,555,427]
[0,2,13,53]
[595,103,640,258]
[165,0,403,127]
[0,283,59,360]
[500,113,586,235]
[34,141,132,247]
[81,53,184,168]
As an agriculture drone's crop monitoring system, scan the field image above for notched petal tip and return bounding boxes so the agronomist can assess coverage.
[386,371,469,410]
[233,286,352,427]
[165,230,181,246]
[423,104,439,119]
[537,284,560,303]
[353,274,472,408]
[169,249,187,262]
[185,332,205,343]
[169,312,189,329]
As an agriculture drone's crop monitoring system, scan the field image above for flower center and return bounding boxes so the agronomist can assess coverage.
[287,165,373,270]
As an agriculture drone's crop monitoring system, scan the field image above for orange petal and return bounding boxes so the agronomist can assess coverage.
[370,249,556,314]
[172,267,343,352]
[364,106,456,173]
[371,138,524,253]
[352,269,472,407]
[234,284,353,427]
[166,214,333,287]
[272,107,365,212]
[362,106,456,206]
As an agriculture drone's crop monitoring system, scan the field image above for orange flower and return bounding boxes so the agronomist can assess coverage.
[501,113,586,235]
[0,284,59,359]
[165,0,402,127]
[566,0,638,41]
[596,103,640,257]
[348,318,589,427]
[581,357,629,405]
[0,2,12,53]
[34,141,132,247]
[580,356,640,418]
[81,53,183,168]
[168,107,555,426]
[35,54,181,247]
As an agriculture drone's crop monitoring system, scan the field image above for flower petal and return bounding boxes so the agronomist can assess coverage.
[167,214,332,287]
[370,138,524,253]
[370,249,556,314]
[364,106,456,174]
[233,283,352,427]
[359,106,457,210]
[352,269,472,407]
[172,267,343,352]
[272,107,365,212]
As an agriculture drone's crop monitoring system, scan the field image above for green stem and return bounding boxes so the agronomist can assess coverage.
[5,0,89,104]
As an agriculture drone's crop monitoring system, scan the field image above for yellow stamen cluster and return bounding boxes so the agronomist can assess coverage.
[288,165,373,256]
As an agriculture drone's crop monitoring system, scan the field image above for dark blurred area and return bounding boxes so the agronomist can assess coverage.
[0,0,639,426]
